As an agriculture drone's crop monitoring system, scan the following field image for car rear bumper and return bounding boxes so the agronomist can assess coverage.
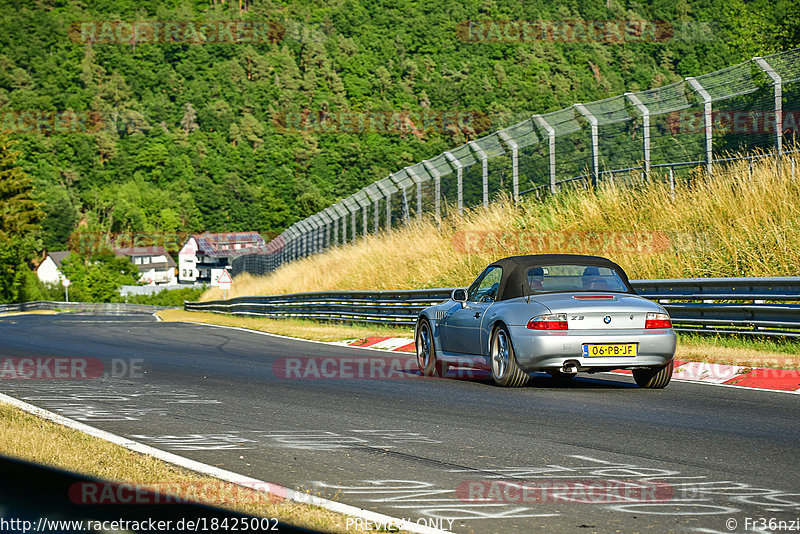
[508,326,676,372]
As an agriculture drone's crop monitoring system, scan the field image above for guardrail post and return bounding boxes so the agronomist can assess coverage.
[422,160,441,225]
[687,77,713,176]
[444,151,463,216]
[533,115,556,194]
[498,131,519,204]
[754,56,783,165]
[625,92,651,177]
[468,141,489,208]
[574,103,599,187]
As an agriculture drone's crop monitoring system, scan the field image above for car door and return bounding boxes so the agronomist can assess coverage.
[440,266,502,355]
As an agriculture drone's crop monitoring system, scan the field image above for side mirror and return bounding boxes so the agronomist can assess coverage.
[451,288,467,303]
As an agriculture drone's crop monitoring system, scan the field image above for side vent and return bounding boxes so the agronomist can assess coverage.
[435,310,447,320]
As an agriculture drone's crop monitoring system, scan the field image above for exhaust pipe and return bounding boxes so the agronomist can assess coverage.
[561,360,580,375]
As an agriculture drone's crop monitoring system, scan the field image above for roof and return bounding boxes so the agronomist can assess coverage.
[192,232,266,257]
[46,251,70,269]
[114,247,176,267]
[486,254,633,301]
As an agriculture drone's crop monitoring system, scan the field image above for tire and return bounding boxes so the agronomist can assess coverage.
[490,326,530,387]
[416,319,445,377]
[632,360,674,389]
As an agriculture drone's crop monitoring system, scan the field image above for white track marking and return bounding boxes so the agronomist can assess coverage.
[0,392,451,534]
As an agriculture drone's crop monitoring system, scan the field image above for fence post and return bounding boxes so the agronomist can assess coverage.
[468,141,489,208]
[669,167,675,201]
[388,173,409,224]
[406,167,424,220]
[686,77,713,176]
[422,160,441,225]
[351,205,357,239]
[754,56,783,167]
[386,192,392,230]
[498,131,519,204]
[625,92,650,177]
[444,151,463,216]
[375,178,396,233]
[298,221,309,257]
[574,103,599,187]
[533,115,556,194]
[373,200,379,233]
[332,214,339,244]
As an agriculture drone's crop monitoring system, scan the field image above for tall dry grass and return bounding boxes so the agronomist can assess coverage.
[202,153,800,300]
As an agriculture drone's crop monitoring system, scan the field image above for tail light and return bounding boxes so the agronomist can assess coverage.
[573,295,614,300]
[645,312,672,329]
[527,313,569,330]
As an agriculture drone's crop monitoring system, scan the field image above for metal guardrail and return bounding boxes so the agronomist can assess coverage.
[0,301,173,314]
[186,277,800,337]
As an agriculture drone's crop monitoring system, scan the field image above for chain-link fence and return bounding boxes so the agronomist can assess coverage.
[232,48,800,278]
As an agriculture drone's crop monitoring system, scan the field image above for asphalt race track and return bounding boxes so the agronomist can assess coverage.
[0,313,798,533]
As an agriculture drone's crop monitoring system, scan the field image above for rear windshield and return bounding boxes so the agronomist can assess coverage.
[526,264,630,293]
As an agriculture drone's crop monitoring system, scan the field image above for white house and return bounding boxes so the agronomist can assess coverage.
[36,251,70,284]
[114,246,177,285]
[179,232,265,286]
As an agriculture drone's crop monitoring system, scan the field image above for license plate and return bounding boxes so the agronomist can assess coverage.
[582,343,637,357]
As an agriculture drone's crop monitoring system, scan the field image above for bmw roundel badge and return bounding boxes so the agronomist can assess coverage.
[603,315,612,324]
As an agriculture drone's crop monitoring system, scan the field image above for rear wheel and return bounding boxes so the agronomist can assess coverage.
[490,326,529,387]
[416,319,445,377]
[632,360,674,389]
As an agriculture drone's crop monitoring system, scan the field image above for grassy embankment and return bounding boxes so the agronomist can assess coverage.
[192,153,800,369]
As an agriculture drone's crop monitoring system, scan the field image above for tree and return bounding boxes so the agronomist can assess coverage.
[59,252,139,303]
[0,136,43,241]
[180,102,199,134]
[0,136,43,302]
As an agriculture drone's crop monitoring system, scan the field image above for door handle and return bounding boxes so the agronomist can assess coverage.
[474,312,481,319]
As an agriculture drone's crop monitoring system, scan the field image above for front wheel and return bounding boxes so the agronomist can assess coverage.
[490,326,529,387]
[416,319,445,377]
[632,360,674,389]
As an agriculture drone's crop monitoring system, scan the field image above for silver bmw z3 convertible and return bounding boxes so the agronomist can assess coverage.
[415,254,676,388]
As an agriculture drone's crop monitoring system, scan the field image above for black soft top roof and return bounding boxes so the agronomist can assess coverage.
[486,254,633,301]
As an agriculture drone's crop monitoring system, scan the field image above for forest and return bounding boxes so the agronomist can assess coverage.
[0,0,797,301]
